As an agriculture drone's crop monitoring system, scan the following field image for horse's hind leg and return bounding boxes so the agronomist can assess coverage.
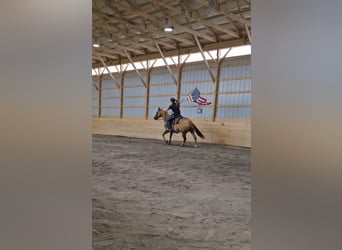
[168,131,173,145]
[190,131,198,147]
[181,131,187,147]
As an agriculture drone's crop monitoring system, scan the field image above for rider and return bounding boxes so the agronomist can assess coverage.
[166,97,181,132]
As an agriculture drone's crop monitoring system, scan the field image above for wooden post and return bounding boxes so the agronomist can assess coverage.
[119,63,129,119]
[119,71,124,119]
[98,73,103,118]
[176,53,182,101]
[145,68,151,119]
[211,50,221,121]
[211,48,231,121]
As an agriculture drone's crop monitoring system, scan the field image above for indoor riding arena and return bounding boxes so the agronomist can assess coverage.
[92,1,251,249]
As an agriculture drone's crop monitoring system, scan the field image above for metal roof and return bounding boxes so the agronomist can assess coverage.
[92,0,251,68]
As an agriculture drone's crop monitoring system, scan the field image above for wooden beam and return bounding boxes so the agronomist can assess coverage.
[104,42,145,55]
[145,63,152,120]
[176,53,182,101]
[170,18,216,43]
[96,46,127,57]
[128,40,158,52]
[211,50,220,122]
[97,54,120,88]
[191,11,239,38]
[221,47,233,59]
[92,80,98,91]
[93,38,247,68]
[235,0,251,43]
[146,0,239,38]
[245,23,252,43]
[182,54,191,64]
[145,0,179,13]
[145,2,215,43]
[221,9,251,27]
[155,43,178,85]
[211,48,232,121]
[119,71,125,119]
[93,9,142,41]
[119,64,128,119]
[194,35,215,83]
[155,30,195,46]
[169,55,177,66]
[131,33,178,49]
[107,1,196,46]
[99,22,178,50]
[94,6,135,26]
[95,52,119,61]
[124,50,146,87]
[94,8,179,49]
[195,0,251,27]
[108,1,157,21]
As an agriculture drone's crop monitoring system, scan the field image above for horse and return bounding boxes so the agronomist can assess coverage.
[153,107,205,147]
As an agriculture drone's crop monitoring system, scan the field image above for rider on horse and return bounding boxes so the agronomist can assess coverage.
[166,97,181,132]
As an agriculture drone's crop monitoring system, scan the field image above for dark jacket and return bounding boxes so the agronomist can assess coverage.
[168,103,181,117]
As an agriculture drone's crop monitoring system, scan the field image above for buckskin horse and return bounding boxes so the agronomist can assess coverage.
[153,107,205,147]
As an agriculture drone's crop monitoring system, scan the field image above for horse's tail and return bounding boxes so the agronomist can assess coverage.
[193,124,205,139]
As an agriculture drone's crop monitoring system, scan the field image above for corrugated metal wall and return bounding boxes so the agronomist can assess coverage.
[122,71,146,116]
[92,55,251,119]
[149,66,176,116]
[92,79,120,116]
[218,57,251,118]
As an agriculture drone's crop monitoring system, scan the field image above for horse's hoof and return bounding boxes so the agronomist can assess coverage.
[194,144,198,148]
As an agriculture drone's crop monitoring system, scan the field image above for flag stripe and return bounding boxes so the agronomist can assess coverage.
[184,87,211,105]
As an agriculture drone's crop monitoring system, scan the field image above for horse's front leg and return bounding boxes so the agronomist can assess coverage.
[162,130,169,144]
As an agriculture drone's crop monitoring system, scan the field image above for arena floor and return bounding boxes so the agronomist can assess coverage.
[92,134,250,250]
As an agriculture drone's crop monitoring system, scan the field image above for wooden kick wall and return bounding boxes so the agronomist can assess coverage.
[92,116,251,147]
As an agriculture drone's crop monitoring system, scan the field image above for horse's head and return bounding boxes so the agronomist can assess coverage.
[154,107,163,120]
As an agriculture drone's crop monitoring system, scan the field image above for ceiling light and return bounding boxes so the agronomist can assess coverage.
[163,16,174,32]
[163,26,174,32]
[93,43,100,48]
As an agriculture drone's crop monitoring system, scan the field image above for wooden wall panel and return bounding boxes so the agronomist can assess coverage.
[92,116,251,147]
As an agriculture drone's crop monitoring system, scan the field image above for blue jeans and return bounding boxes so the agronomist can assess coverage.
[166,115,175,130]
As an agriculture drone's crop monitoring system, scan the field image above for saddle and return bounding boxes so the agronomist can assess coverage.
[172,116,183,126]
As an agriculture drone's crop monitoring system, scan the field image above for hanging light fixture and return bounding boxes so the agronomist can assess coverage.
[93,38,100,47]
[163,17,174,32]
[163,26,174,32]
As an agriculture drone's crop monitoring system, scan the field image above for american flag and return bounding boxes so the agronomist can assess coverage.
[185,87,211,105]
